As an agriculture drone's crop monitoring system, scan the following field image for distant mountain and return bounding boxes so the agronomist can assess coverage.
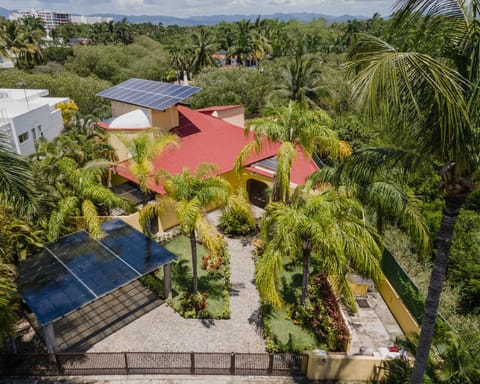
[93,12,366,26]
[0,7,12,18]
[0,7,366,25]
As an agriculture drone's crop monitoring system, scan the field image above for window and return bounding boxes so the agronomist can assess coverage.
[18,132,29,143]
[37,124,43,137]
[31,128,37,140]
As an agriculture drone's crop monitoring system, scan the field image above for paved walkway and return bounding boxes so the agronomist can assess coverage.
[88,222,266,353]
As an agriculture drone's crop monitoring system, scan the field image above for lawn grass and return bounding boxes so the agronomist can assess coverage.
[142,235,229,319]
[260,258,327,353]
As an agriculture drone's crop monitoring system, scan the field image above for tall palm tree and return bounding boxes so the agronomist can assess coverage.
[140,164,231,293]
[345,1,480,381]
[235,101,349,203]
[257,189,383,308]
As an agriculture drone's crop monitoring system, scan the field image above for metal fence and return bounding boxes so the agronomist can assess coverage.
[0,352,307,377]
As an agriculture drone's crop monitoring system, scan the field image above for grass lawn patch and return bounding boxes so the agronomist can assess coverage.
[141,235,230,319]
[257,257,346,353]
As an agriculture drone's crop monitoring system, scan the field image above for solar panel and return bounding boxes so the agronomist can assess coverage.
[96,78,201,111]
[18,219,177,325]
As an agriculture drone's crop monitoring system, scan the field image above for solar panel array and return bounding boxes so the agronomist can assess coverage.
[19,219,177,325]
[96,78,201,111]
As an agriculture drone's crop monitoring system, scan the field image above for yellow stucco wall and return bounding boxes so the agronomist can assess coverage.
[212,106,245,128]
[377,279,420,338]
[108,131,138,162]
[151,107,179,132]
[112,101,152,120]
[304,351,385,382]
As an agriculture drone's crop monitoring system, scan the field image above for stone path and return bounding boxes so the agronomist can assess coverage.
[88,217,266,353]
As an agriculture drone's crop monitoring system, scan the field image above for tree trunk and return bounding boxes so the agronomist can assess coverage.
[190,230,198,294]
[409,195,466,384]
[301,247,312,305]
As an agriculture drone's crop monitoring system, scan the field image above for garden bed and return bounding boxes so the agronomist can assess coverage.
[141,235,230,319]
[258,258,349,353]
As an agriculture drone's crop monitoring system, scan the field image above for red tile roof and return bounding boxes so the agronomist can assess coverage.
[113,105,318,194]
[196,105,243,113]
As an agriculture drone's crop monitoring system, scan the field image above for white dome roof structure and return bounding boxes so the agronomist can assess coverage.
[109,109,151,129]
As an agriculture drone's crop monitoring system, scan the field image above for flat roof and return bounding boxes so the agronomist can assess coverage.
[18,219,177,325]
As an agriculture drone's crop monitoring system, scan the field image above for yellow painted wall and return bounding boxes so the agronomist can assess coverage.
[212,106,245,128]
[119,212,142,232]
[112,101,152,120]
[377,279,420,338]
[304,351,385,382]
[108,131,138,162]
[151,107,179,132]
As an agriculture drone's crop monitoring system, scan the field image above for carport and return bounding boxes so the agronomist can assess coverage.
[18,218,177,352]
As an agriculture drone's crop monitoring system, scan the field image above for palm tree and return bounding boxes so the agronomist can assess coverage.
[140,164,231,293]
[345,1,480,381]
[191,27,216,72]
[274,52,324,108]
[0,133,38,344]
[235,101,349,204]
[308,165,430,258]
[48,157,134,239]
[257,189,383,308]
[116,129,179,196]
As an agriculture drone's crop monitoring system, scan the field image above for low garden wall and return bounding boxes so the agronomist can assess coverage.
[304,350,385,382]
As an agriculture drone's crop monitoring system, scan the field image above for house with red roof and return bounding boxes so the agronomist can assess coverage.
[96,79,319,231]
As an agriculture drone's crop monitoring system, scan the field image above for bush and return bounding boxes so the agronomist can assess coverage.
[218,190,257,236]
[293,273,350,352]
[178,291,208,318]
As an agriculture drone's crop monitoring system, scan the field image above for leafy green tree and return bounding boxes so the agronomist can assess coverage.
[345,0,480,380]
[140,164,231,293]
[257,189,383,307]
[235,101,348,203]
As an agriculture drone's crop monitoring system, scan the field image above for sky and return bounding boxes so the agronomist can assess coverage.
[1,0,397,18]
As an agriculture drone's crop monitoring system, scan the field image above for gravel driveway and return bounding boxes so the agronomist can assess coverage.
[88,221,266,353]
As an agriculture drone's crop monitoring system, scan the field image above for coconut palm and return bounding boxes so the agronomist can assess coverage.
[345,0,480,381]
[235,101,350,204]
[257,188,383,308]
[275,52,324,108]
[191,27,216,72]
[140,164,231,293]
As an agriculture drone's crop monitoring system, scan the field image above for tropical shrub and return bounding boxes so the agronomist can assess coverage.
[218,189,257,236]
[293,273,350,352]
[178,291,208,318]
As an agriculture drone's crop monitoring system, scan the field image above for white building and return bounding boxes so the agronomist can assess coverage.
[0,89,69,155]
[70,15,113,24]
[10,10,113,30]
[10,9,71,31]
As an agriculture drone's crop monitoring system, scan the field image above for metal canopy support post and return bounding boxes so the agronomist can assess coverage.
[164,263,172,299]
[43,323,58,353]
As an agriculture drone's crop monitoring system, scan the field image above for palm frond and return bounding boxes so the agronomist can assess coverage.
[81,199,103,239]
